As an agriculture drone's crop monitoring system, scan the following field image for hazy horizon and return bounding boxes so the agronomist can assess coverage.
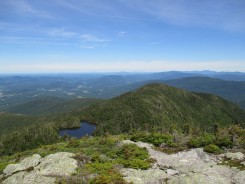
[1,70,245,76]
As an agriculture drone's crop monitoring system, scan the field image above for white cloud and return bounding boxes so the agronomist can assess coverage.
[49,28,78,37]
[3,0,52,18]
[80,34,109,43]
[54,0,119,16]
[118,31,126,37]
[80,34,110,49]
[80,45,95,49]
[54,0,245,31]
[122,0,245,31]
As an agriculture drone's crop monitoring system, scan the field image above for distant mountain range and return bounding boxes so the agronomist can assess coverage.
[80,83,245,135]
[1,71,245,116]
[164,77,245,109]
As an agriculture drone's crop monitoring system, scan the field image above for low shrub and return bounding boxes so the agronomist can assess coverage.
[188,133,215,148]
[116,144,149,160]
[85,162,128,184]
[89,170,127,184]
[215,137,233,148]
[130,132,173,146]
[204,144,221,154]
[114,144,151,169]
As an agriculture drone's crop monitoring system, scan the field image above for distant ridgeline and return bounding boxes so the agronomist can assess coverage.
[80,83,245,135]
[0,83,245,155]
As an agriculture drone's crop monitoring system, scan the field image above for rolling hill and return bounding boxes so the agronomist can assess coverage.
[80,83,245,135]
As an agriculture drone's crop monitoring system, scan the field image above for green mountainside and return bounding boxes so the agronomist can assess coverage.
[4,97,101,116]
[0,98,102,135]
[1,83,245,156]
[81,83,245,135]
[0,113,38,135]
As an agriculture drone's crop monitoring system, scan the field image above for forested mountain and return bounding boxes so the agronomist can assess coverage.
[4,97,101,116]
[0,112,38,135]
[1,83,245,156]
[80,83,245,135]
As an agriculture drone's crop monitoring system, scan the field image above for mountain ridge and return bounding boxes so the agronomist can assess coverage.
[80,83,245,135]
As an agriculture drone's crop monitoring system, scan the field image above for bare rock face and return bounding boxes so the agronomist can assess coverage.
[121,168,168,184]
[233,171,245,184]
[2,152,78,184]
[120,140,245,184]
[35,152,78,177]
[3,154,41,176]
[220,152,244,161]
[2,170,55,184]
[2,141,245,184]
[121,140,135,145]
[166,169,179,176]
[167,172,229,184]
[133,141,217,174]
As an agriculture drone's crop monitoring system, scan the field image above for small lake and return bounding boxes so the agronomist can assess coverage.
[59,122,96,138]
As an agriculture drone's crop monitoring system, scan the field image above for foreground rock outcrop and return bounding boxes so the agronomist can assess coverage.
[2,152,78,184]
[121,140,245,184]
[1,141,244,184]
[3,154,41,177]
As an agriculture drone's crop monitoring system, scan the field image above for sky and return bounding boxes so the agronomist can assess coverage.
[0,0,245,73]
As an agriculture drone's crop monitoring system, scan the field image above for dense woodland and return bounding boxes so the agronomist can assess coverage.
[0,83,244,156]
[80,84,245,135]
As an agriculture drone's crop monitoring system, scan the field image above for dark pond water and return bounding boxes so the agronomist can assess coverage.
[59,122,96,138]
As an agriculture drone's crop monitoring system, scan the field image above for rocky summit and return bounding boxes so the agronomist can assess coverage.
[1,141,245,184]
[121,140,245,184]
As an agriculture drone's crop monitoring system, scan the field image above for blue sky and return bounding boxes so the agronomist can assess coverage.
[0,0,245,73]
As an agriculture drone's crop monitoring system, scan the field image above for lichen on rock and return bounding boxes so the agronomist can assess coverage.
[120,140,245,184]
[2,152,78,184]
[3,154,41,176]
[35,152,78,177]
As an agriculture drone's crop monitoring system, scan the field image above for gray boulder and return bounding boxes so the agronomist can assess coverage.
[233,170,245,184]
[167,172,229,184]
[3,154,41,176]
[35,152,78,177]
[121,168,168,184]
[120,140,135,145]
[2,152,78,184]
[121,140,243,184]
[221,152,244,160]
[2,170,55,184]
[167,169,179,176]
